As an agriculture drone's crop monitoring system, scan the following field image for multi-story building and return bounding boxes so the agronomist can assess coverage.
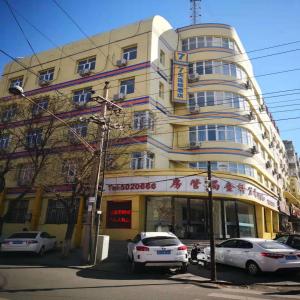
[282,140,300,232]
[0,16,292,244]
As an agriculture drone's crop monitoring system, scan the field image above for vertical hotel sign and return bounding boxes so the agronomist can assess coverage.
[172,51,188,103]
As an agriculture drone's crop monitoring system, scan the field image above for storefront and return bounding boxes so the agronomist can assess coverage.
[103,174,279,240]
[290,204,300,233]
[145,197,257,239]
[278,198,292,233]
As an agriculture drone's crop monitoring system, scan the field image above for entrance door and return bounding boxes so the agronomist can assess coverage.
[188,199,207,239]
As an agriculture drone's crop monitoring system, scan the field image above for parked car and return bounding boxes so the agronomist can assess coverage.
[127,232,189,273]
[198,238,300,275]
[1,231,56,256]
[275,234,300,250]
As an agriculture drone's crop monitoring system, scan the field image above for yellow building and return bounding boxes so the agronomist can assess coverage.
[0,16,291,245]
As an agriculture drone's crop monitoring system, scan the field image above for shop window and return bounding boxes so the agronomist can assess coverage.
[45,198,79,224]
[120,78,135,95]
[106,200,132,228]
[5,200,29,223]
[133,111,154,130]
[123,46,137,61]
[224,201,238,238]
[237,201,256,237]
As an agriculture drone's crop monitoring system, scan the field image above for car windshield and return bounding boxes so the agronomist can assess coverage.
[258,241,293,249]
[142,237,180,246]
[8,233,38,239]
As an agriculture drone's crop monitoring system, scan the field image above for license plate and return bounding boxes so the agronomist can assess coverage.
[12,241,23,244]
[157,250,171,255]
[286,255,297,260]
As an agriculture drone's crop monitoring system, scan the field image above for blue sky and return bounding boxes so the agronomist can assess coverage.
[1,0,300,152]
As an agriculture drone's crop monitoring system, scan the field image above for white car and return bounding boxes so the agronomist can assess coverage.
[1,231,57,256]
[127,232,189,273]
[199,238,300,275]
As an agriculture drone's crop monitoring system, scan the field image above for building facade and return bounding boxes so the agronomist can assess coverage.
[0,16,296,244]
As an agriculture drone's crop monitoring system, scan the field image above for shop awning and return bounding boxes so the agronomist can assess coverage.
[284,191,300,206]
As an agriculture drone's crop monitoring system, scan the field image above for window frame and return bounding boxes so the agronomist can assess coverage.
[39,69,54,82]
[133,111,154,131]
[17,164,34,186]
[77,57,96,73]
[0,134,10,149]
[120,78,135,95]
[72,87,93,106]
[131,151,154,170]
[123,46,137,61]
[26,128,43,148]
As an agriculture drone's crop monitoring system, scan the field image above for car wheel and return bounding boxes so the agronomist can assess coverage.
[246,261,260,275]
[131,261,144,273]
[38,246,45,257]
[179,262,188,274]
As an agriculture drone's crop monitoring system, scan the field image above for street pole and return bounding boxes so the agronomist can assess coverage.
[207,161,217,281]
[89,82,109,263]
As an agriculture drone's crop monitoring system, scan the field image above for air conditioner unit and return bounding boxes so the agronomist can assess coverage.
[250,146,258,155]
[39,79,50,86]
[259,104,265,112]
[188,73,199,83]
[248,111,256,120]
[79,69,91,76]
[113,93,126,101]
[277,174,282,180]
[262,132,268,139]
[244,80,251,89]
[116,58,127,67]
[189,141,201,149]
[272,169,278,175]
[266,161,272,168]
[269,142,274,148]
[190,106,201,113]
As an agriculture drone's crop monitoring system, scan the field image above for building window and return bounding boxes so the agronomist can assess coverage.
[131,151,154,170]
[77,57,96,73]
[123,46,137,60]
[39,69,54,82]
[160,50,165,65]
[26,128,42,148]
[189,125,252,145]
[0,134,10,149]
[9,76,23,89]
[32,98,49,116]
[182,36,238,52]
[45,198,80,224]
[189,60,246,80]
[188,91,249,111]
[73,87,93,106]
[69,123,88,142]
[133,111,154,130]
[2,105,17,122]
[5,200,29,223]
[120,78,135,95]
[17,164,34,186]
[189,161,255,177]
[159,82,165,99]
[62,161,77,183]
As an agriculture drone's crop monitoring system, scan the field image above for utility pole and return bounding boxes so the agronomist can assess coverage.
[207,161,217,281]
[82,81,122,264]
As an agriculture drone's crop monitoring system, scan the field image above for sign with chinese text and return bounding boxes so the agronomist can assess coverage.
[106,201,132,228]
[172,51,188,103]
[104,175,278,211]
[291,204,300,219]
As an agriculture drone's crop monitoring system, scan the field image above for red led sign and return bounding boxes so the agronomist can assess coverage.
[106,200,132,229]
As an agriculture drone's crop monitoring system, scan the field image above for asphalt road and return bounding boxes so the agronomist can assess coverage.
[0,250,299,300]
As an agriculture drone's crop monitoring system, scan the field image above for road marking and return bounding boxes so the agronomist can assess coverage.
[207,293,269,300]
